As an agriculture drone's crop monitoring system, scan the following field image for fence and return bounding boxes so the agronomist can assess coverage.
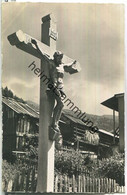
[54,175,125,193]
[3,170,125,193]
[3,166,37,192]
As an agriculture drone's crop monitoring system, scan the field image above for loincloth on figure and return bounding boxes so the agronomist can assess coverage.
[46,85,65,99]
[47,72,65,99]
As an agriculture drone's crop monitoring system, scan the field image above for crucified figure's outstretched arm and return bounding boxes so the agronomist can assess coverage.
[31,39,50,62]
[64,60,81,74]
[31,39,81,74]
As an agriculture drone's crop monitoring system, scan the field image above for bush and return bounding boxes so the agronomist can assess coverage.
[2,160,21,191]
[92,153,125,186]
[55,150,125,186]
[55,150,91,176]
[2,160,19,182]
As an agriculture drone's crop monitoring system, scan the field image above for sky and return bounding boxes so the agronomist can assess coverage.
[2,3,125,115]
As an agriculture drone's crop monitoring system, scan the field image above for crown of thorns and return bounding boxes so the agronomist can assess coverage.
[53,51,63,59]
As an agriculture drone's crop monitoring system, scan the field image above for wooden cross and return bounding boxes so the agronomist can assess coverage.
[8,14,79,193]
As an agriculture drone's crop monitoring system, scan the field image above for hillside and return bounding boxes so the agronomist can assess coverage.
[87,113,118,133]
[26,100,39,112]
[62,109,118,133]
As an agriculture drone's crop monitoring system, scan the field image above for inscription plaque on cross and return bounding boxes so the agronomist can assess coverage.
[7,14,80,193]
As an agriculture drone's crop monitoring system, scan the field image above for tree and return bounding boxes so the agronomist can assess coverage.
[2,86,25,103]
[2,87,13,97]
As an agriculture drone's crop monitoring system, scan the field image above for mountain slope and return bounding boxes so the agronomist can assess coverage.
[63,109,118,133]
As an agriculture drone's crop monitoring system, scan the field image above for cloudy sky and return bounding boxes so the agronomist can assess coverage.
[2,3,125,115]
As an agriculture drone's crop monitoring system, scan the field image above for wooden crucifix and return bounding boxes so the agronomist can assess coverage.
[7,14,81,193]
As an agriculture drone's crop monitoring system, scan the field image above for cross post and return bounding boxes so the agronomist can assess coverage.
[37,14,57,193]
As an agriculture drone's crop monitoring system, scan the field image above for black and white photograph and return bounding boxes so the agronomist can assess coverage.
[1,2,125,194]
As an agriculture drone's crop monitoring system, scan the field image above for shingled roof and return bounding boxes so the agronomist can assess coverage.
[2,96,39,118]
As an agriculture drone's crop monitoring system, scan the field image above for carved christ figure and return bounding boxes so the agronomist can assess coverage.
[32,39,81,141]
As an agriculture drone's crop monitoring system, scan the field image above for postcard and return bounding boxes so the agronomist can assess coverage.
[1,1,125,194]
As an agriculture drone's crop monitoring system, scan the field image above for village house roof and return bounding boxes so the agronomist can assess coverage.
[99,128,119,138]
[62,110,86,126]
[2,96,39,119]
[101,93,124,112]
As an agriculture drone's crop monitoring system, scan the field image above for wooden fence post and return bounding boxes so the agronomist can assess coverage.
[83,176,86,192]
[80,176,83,192]
[25,169,30,191]
[13,172,19,191]
[92,178,94,192]
[89,178,92,192]
[98,178,100,193]
[54,175,58,192]
[72,175,76,192]
[95,178,98,192]
[31,167,36,192]
[59,175,62,192]
[108,178,110,192]
[7,180,13,192]
[78,175,81,192]
[20,169,25,191]
[64,175,68,192]
[106,178,108,193]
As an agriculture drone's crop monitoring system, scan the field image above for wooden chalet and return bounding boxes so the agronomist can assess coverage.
[60,110,119,158]
[101,93,124,152]
[2,96,39,161]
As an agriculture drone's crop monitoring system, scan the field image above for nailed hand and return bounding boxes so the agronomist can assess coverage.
[31,39,37,45]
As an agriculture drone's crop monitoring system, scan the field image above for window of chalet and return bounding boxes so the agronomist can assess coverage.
[16,136,23,150]
[29,120,38,134]
[16,137,19,149]
[17,119,21,132]
[26,120,30,133]
[8,109,14,118]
